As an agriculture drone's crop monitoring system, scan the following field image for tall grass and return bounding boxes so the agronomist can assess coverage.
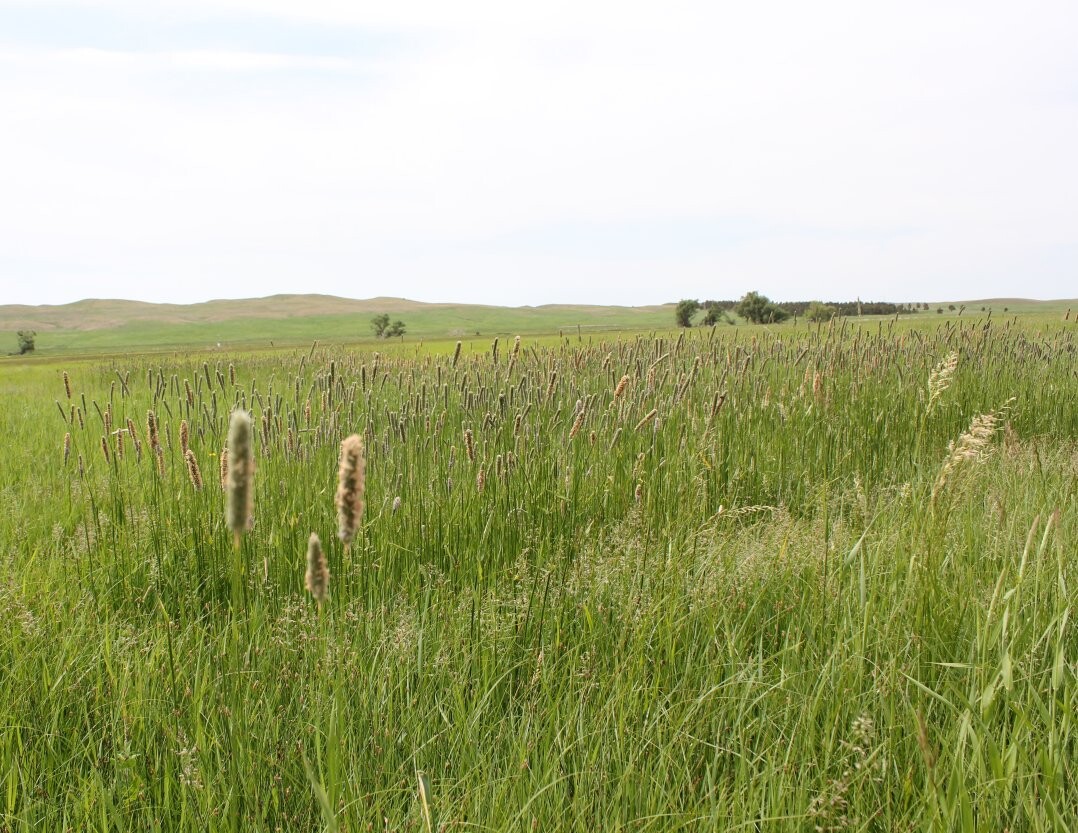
[0,317,1074,831]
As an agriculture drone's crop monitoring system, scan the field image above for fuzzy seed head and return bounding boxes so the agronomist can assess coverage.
[612,374,630,403]
[226,410,254,534]
[634,408,658,431]
[146,410,159,449]
[305,532,329,603]
[568,406,586,441]
[184,448,203,490]
[335,434,366,544]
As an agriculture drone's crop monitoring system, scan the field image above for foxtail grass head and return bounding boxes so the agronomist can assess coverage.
[184,448,203,490]
[305,532,329,604]
[335,434,366,545]
[226,410,254,539]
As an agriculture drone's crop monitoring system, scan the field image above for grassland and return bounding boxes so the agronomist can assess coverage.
[0,314,1075,831]
[2,294,1073,356]
[0,295,673,355]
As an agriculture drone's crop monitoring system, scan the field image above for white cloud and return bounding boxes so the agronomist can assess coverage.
[1,1,1076,305]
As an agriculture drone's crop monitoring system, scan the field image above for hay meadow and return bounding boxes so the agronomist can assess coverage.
[0,315,1075,831]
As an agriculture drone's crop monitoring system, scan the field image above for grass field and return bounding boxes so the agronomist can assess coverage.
[0,313,1075,830]
[3,294,1074,356]
[0,296,674,355]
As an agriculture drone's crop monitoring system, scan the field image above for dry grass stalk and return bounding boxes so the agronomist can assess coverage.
[305,532,329,604]
[463,428,475,463]
[62,371,72,400]
[63,432,71,465]
[219,449,229,489]
[336,434,366,545]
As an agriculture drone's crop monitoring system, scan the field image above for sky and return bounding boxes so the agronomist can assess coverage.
[1,1,1076,307]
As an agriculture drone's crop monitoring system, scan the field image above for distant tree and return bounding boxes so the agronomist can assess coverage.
[948,304,956,311]
[737,291,790,324]
[371,314,406,338]
[675,299,700,328]
[805,301,837,323]
[703,306,732,326]
[937,307,944,314]
[371,314,391,337]
[16,330,35,354]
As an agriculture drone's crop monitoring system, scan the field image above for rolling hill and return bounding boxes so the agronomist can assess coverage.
[0,295,675,355]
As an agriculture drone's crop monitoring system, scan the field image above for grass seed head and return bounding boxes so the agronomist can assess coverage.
[931,400,1013,502]
[927,351,959,411]
[335,434,366,544]
[184,448,203,490]
[146,410,159,449]
[226,410,254,534]
[305,532,329,603]
[634,408,658,431]
[568,405,586,441]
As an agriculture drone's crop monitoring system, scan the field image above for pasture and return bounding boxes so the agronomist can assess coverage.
[0,314,1075,831]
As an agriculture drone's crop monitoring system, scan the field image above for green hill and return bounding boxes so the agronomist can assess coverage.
[0,295,674,355]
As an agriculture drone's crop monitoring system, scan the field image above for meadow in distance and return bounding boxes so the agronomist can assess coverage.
[0,304,1075,831]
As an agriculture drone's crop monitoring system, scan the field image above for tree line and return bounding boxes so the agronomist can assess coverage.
[675,293,923,326]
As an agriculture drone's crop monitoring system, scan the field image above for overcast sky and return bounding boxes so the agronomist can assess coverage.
[2,1,1076,307]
